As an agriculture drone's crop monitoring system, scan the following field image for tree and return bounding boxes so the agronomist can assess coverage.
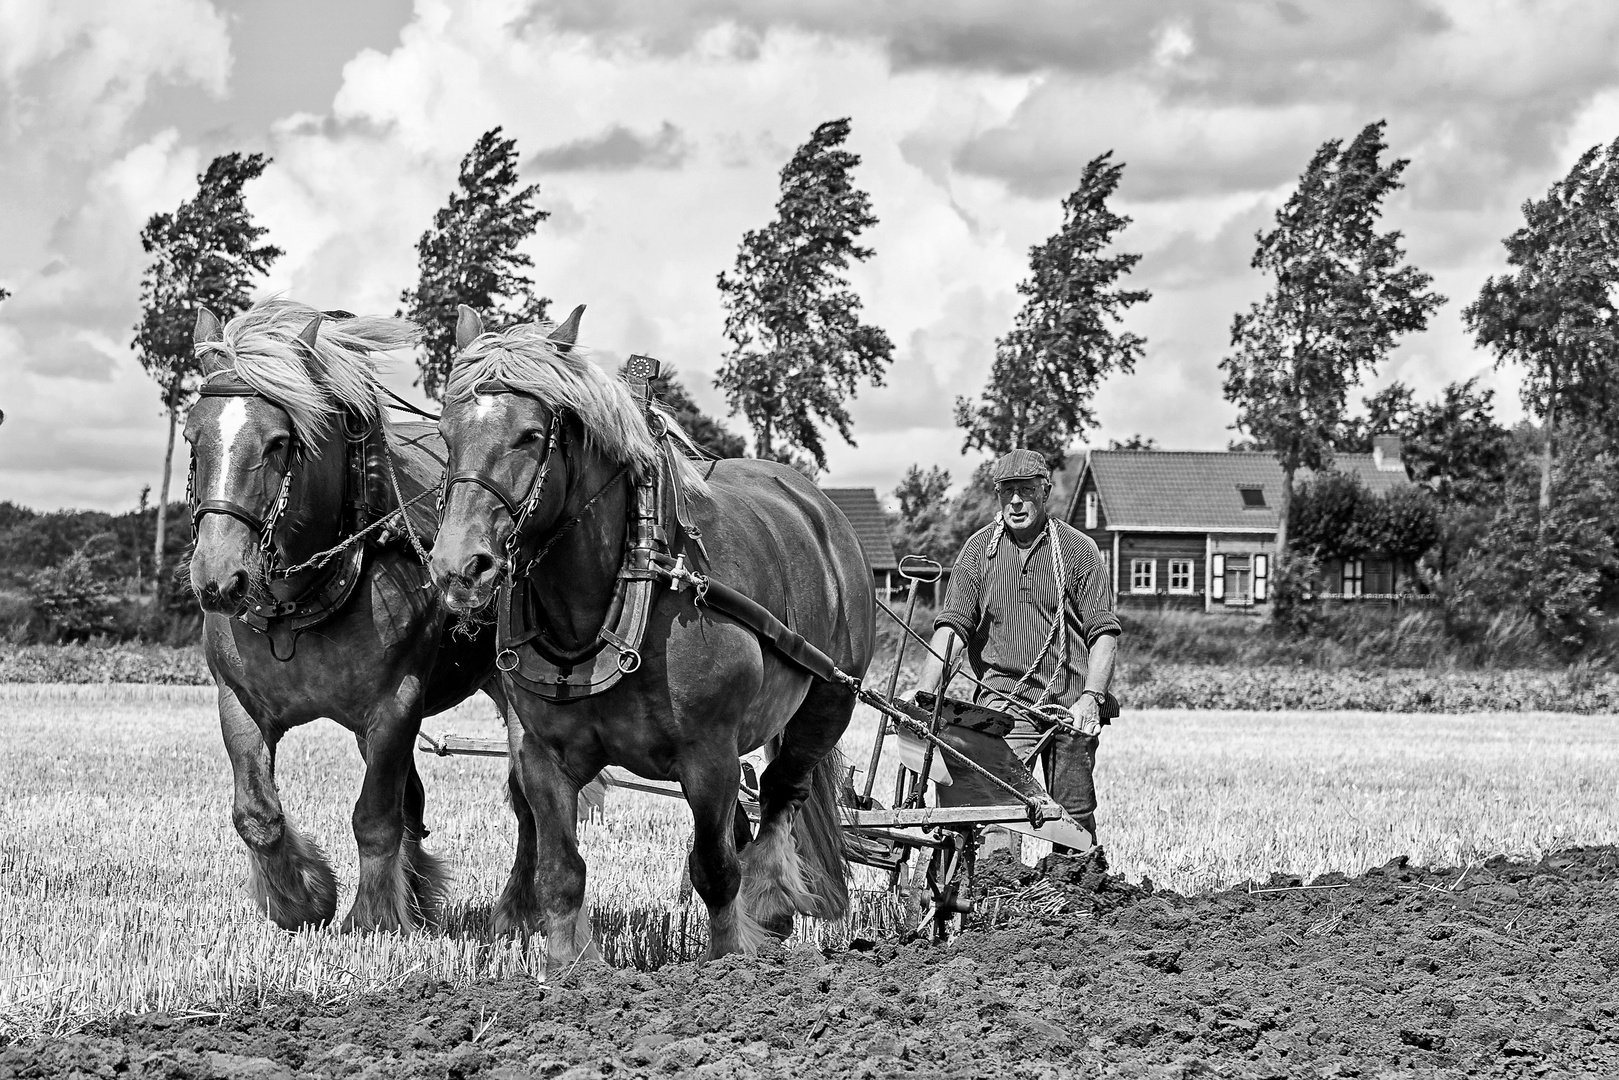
[888,465,956,565]
[1337,382,1416,452]
[1107,434,1159,450]
[1221,121,1445,568]
[401,127,550,401]
[1464,137,1619,515]
[1456,430,1619,651]
[716,118,893,469]
[957,153,1149,466]
[1403,378,1511,504]
[624,363,746,459]
[134,152,282,588]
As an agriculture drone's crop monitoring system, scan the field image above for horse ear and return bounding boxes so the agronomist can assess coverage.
[455,305,485,352]
[297,314,323,352]
[194,308,222,345]
[548,304,585,351]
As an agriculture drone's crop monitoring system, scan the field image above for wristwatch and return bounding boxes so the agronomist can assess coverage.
[1078,689,1107,708]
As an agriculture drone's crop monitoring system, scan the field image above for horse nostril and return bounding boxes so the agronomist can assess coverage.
[464,553,495,581]
[223,570,249,602]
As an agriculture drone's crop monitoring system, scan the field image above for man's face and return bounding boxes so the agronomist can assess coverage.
[997,478,1050,533]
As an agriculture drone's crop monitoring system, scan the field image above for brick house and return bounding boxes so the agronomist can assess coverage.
[1059,436,1412,613]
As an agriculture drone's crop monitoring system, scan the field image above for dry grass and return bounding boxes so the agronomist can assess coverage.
[2,684,1617,1039]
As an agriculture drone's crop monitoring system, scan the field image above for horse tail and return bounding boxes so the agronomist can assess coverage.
[796,744,851,919]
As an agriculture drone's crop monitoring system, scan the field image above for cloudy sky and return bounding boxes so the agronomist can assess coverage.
[4,0,1619,513]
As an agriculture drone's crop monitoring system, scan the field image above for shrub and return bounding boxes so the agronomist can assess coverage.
[26,552,117,642]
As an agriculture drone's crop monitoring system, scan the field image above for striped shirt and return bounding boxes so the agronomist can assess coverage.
[935,518,1120,710]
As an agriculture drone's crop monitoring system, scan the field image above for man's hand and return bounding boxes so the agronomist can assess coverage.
[1068,692,1103,738]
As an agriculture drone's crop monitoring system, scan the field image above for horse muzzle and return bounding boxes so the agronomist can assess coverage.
[432,550,503,615]
[195,568,252,616]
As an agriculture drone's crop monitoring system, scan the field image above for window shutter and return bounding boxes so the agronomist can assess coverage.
[1211,554,1225,600]
[1254,554,1269,602]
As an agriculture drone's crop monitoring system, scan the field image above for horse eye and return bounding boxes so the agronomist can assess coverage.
[517,429,544,447]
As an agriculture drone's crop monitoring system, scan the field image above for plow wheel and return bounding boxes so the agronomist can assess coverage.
[909,828,976,942]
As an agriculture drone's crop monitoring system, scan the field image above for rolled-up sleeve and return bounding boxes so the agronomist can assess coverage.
[934,532,986,642]
[1068,534,1121,647]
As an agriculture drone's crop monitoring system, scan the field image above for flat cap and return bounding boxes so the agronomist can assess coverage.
[990,448,1051,485]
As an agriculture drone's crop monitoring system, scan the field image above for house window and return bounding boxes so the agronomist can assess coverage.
[1238,486,1267,508]
[1254,554,1269,602]
[1210,554,1225,601]
[1167,559,1193,594]
[1084,490,1099,530]
[1343,558,1364,598]
[1131,559,1156,593]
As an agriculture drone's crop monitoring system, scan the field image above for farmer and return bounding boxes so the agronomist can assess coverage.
[912,448,1120,849]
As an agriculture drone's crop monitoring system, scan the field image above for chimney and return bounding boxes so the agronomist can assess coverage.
[1371,434,1404,472]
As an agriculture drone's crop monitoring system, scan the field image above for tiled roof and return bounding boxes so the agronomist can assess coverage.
[821,487,899,571]
[1073,450,1411,532]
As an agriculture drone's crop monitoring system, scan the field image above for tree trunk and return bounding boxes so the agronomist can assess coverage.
[1276,463,1294,569]
[154,389,179,594]
[1539,391,1556,522]
[756,412,774,460]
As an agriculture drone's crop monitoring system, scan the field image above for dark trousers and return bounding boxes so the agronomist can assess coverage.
[1005,722,1100,847]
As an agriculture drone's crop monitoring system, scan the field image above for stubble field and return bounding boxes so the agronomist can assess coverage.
[2,681,1616,1051]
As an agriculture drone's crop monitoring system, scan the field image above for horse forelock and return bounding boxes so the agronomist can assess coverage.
[447,325,710,495]
[197,297,418,446]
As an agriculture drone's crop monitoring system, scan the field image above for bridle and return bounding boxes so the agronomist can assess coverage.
[188,371,299,570]
[440,383,565,575]
[438,383,629,582]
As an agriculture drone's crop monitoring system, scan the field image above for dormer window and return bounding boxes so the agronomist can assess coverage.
[1238,486,1266,508]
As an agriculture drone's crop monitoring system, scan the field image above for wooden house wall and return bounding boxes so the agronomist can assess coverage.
[1116,533,1206,609]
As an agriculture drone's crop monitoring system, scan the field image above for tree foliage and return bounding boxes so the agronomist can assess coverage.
[1291,471,1438,567]
[402,128,550,401]
[888,463,999,566]
[134,153,282,404]
[1464,136,1619,511]
[1453,430,1619,651]
[957,153,1149,466]
[134,152,282,583]
[716,118,893,469]
[1221,121,1445,560]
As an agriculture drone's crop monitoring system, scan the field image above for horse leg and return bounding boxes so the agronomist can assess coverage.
[744,685,855,938]
[399,756,450,922]
[510,730,600,976]
[344,684,438,932]
[219,686,336,929]
[682,751,771,958]
[493,737,542,940]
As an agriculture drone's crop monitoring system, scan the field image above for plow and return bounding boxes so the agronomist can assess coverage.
[420,553,1107,941]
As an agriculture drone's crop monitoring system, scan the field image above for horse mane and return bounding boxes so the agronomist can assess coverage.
[195,298,420,445]
[447,322,710,494]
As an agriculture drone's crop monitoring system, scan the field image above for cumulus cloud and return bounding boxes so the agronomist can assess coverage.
[525,121,691,172]
[8,0,1619,511]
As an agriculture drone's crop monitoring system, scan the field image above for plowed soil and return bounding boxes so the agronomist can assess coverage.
[4,847,1617,1079]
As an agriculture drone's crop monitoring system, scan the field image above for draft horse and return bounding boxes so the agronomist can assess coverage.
[186,298,503,932]
[428,307,875,972]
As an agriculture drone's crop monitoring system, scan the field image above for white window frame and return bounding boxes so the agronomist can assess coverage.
[1343,557,1364,599]
[1210,554,1225,601]
[1254,554,1269,602]
[1130,558,1156,594]
[1084,491,1099,530]
[1167,558,1194,594]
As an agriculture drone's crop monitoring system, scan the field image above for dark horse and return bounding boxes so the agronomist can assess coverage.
[428,308,875,972]
[186,298,504,932]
